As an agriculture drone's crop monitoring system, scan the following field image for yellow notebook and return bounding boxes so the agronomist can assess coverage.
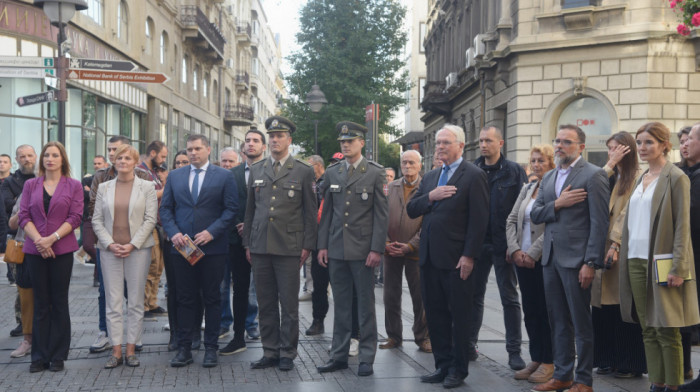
[654,253,692,286]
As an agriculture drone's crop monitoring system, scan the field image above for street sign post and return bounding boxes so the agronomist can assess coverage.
[16,91,56,107]
[68,69,169,83]
[69,58,137,72]
[0,56,54,68]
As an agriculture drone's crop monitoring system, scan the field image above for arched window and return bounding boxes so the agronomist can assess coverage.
[182,56,188,84]
[117,1,129,43]
[160,32,168,64]
[144,18,153,54]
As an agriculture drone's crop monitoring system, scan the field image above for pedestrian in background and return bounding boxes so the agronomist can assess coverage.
[92,144,158,368]
[591,132,646,379]
[18,141,83,373]
[8,194,32,359]
[505,144,555,383]
[619,122,699,392]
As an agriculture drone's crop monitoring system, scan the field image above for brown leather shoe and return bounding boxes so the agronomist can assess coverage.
[569,383,593,392]
[532,378,574,391]
[418,339,432,353]
[379,338,401,349]
[514,361,540,380]
[528,363,554,383]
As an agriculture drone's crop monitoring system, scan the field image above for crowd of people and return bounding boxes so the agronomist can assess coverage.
[0,117,699,392]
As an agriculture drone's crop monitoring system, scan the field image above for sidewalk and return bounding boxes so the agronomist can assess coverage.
[0,260,691,391]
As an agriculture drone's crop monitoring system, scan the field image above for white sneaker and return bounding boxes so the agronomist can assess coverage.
[163,323,170,331]
[349,338,359,357]
[10,340,31,358]
[89,331,111,353]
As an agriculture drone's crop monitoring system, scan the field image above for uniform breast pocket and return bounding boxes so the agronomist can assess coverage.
[283,182,300,200]
[355,186,373,202]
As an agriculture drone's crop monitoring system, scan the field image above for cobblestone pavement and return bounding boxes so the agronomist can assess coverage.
[0,260,691,391]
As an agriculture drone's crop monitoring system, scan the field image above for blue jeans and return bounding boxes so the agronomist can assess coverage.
[220,259,233,330]
[246,273,258,330]
[96,249,107,334]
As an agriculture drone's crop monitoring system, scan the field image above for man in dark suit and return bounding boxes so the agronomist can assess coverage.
[160,134,238,368]
[220,129,267,356]
[316,121,388,377]
[530,125,609,392]
[406,124,489,389]
[243,116,317,371]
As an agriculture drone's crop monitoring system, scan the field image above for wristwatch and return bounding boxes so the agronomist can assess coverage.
[586,261,600,270]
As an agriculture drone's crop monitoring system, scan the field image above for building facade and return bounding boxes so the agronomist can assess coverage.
[0,0,285,177]
[421,0,698,167]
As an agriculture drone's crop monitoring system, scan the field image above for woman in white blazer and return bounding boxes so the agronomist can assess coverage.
[92,144,158,369]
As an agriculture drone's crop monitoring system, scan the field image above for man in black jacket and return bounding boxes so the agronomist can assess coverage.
[407,124,489,389]
[469,126,527,370]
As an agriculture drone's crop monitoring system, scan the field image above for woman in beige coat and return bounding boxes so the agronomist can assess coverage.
[505,144,555,383]
[591,132,646,378]
[619,122,699,392]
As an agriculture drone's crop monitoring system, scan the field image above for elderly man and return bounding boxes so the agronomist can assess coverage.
[220,148,241,170]
[379,150,431,353]
[530,125,609,392]
[407,124,489,389]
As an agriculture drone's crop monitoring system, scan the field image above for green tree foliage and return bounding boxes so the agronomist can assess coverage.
[377,137,400,173]
[284,0,409,161]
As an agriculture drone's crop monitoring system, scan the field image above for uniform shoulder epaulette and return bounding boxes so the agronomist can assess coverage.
[368,160,384,169]
[295,158,311,167]
[327,161,341,169]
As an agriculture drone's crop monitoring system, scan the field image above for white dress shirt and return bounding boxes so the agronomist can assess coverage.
[189,161,210,193]
[555,155,582,197]
[627,177,658,259]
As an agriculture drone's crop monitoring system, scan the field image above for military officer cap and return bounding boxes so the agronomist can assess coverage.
[265,116,296,134]
[336,121,367,141]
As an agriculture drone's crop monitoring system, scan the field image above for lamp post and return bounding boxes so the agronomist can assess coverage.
[305,84,327,155]
[34,0,87,145]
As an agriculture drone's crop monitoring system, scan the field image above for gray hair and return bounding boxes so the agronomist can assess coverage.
[220,147,240,162]
[436,124,465,144]
[307,155,324,166]
[15,144,35,157]
[401,149,422,162]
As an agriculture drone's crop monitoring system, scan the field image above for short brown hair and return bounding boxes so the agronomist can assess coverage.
[113,144,140,163]
[636,122,672,156]
[39,141,71,177]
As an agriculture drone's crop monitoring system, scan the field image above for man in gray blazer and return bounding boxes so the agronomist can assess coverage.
[242,116,318,372]
[316,121,388,377]
[530,125,609,392]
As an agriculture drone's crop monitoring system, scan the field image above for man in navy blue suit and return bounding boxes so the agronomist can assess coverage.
[160,134,238,368]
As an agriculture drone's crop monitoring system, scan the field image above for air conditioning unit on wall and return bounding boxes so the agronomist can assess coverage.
[474,34,486,57]
[226,58,234,69]
[445,72,458,89]
[465,47,475,69]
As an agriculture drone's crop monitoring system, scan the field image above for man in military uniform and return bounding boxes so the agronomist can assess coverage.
[317,121,389,377]
[242,116,318,371]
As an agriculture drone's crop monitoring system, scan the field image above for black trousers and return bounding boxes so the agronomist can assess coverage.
[516,262,553,363]
[173,253,226,350]
[27,252,73,363]
[421,261,474,378]
[230,243,251,343]
[310,249,329,321]
[592,304,647,373]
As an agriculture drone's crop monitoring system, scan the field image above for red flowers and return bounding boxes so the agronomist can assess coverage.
[678,24,691,36]
[670,0,700,35]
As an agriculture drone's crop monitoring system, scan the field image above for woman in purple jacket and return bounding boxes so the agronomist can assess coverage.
[18,141,83,373]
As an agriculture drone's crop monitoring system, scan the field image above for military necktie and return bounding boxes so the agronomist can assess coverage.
[273,161,280,175]
[347,164,355,179]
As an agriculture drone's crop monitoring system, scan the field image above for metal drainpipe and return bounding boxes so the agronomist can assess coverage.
[479,70,486,130]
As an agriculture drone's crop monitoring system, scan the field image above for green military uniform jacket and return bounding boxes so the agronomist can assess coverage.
[317,157,388,260]
[242,156,318,256]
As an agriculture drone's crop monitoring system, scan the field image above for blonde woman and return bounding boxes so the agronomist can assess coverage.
[92,144,158,368]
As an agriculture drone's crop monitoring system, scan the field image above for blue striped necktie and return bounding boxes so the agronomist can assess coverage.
[437,165,450,186]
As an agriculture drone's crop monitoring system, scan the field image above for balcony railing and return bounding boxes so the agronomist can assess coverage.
[180,6,226,59]
[236,23,251,42]
[235,71,249,87]
[421,81,451,116]
[224,104,254,126]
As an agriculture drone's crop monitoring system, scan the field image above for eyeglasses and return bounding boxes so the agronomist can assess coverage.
[552,139,579,147]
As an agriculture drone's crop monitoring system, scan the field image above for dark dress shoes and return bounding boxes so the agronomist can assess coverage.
[443,374,465,389]
[421,368,448,383]
[220,339,247,356]
[279,357,294,371]
[305,319,325,336]
[49,360,64,372]
[250,356,280,369]
[29,360,49,373]
[358,362,373,376]
[202,349,218,368]
[170,349,193,367]
[317,359,349,373]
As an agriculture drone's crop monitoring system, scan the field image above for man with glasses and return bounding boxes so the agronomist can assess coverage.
[530,125,609,392]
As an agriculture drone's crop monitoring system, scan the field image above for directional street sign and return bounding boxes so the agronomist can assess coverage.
[0,56,54,68]
[68,69,169,83]
[0,67,54,78]
[16,91,56,107]
[69,58,137,72]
